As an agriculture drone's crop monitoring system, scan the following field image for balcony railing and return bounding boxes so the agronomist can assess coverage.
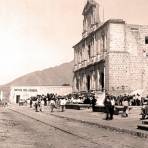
[74,52,106,71]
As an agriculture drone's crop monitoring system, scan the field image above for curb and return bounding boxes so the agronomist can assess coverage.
[50,113,148,138]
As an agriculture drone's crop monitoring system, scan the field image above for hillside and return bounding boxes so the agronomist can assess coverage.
[6,61,74,86]
[0,61,74,100]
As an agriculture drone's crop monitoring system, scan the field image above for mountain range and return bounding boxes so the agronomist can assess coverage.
[0,60,74,99]
[7,60,74,86]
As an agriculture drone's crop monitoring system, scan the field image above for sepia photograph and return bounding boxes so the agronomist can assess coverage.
[0,0,148,147]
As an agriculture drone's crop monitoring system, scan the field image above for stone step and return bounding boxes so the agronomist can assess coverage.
[142,120,148,125]
[137,124,148,131]
[129,112,140,114]
[129,108,141,114]
[129,112,141,116]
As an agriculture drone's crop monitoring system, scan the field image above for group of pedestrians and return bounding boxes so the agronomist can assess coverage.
[104,94,130,120]
[114,94,147,106]
[49,97,67,112]
[32,96,44,112]
[29,95,67,113]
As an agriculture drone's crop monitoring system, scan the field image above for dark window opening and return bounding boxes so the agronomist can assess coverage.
[100,72,104,92]
[145,36,148,44]
[88,45,91,59]
[76,79,79,90]
[131,28,138,31]
[87,76,90,91]
[16,95,20,103]
[102,35,105,50]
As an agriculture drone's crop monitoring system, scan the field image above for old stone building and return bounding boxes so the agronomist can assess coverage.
[73,0,148,96]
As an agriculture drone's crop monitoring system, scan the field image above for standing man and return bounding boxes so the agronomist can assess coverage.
[104,95,111,120]
[40,98,44,112]
[122,98,129,117]
[60,97,67,112]
[50,99,56,112]
[91,95,97,112]
[110,97,115,120]
[30,98,33,108]
[34,98,39,112]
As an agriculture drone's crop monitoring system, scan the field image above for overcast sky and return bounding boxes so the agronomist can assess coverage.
[0,0,148,85]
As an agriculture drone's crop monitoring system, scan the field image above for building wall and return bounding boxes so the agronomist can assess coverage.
[109,23,125,52]
[10,86,72,103]
[108,52,130,95]
[106,23,148,95]
[107,22,129,95]
[126,25,148,95]
[73,1,148,96]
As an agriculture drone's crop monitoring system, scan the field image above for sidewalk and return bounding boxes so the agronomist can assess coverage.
[9,104,148,138]
[48,107,148,138]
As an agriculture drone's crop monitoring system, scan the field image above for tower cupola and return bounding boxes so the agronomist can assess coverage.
[82,0,101,38]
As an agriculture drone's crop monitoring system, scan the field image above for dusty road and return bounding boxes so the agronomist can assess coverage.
[0,107,147,148]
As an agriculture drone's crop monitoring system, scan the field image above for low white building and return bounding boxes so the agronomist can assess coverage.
[9,85,72,103]
[0,90,3,101]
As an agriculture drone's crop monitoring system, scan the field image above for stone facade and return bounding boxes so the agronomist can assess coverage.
[73,0,148,96]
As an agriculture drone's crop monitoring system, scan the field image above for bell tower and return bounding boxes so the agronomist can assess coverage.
[82,0,101,38]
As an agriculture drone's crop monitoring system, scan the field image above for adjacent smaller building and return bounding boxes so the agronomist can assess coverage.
[10,85,72,103]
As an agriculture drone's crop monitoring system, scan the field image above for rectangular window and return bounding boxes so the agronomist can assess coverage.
[145,36,148,44]
[88,45,91,59]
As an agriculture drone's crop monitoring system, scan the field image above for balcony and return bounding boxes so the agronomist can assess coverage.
[74,61,86,72]
[74,53,106,72]
[96,53,106,62]
[87,53,106,66]
[82,24,95,38]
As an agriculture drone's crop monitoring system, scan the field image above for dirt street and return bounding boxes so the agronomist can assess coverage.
[0,107,147,148]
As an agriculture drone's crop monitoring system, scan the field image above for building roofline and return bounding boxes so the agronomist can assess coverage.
[10,85,72,87]
[127,23,148,27]
[73,19,125,48]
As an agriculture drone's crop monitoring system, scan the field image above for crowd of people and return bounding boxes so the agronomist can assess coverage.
[103,93,148,120]
[111,94,147,106]
[24,93,97,113]
[20,92,148,120]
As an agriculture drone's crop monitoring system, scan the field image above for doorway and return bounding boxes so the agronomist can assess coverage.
[100,72,104,91]
[16,95,20,103]
[87,75,90,91]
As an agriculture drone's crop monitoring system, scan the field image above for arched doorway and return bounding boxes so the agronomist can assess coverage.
[87,75,91,91]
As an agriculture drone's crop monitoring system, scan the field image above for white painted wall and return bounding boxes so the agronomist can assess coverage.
[9,86,72,103]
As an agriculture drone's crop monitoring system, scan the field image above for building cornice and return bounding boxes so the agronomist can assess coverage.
[73,19,125,49]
